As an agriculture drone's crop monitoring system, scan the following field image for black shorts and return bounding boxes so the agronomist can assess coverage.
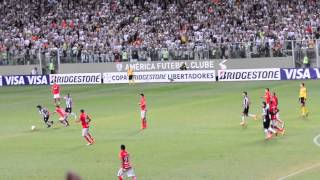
[263,118,271,129]
[243,107,249,116]
[43,116,50,123]
[299,97,305,105]
[65,107,72,113]
[128,75,133,80]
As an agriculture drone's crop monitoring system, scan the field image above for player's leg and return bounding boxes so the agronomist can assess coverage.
[267,119,276,138]
[87,130,95,143]
[300,98,307,117]
[240,108,248,126]
[276,113,285,135]
[271,120,282,135]
[69,108,77,120]
[246,106,257,120]
[143,112,147,129]
[59,117,66,126]
[82,128,92,145]
[304,99,309,116]
[141,111,147,129]
[44,116,52,128]
[248,114,257,120]
[127,168,136,180]
[128,75,132,85]
[240,113,247,126]
[47,115,54,126]
[117,168,124,180]
[263,119,272,139]
[64,116,69,126]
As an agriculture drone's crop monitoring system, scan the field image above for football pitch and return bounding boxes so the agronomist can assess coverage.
[0,81,320,180]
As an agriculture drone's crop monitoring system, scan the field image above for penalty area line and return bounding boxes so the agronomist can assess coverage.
[277,133,320,180]
[277,163,320,180]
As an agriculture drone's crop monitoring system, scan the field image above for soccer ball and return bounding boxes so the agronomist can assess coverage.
[31,125,36,131]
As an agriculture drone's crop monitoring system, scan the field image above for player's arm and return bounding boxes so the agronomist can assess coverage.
[75,117,80,123]
[86,115,91,122]
[140,100,145,107]
[50,110,56,115]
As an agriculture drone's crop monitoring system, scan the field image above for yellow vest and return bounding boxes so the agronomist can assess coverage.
[122,51,128,60]
[49,62,54,70]
[163,50,169,59]
[303,56,309,64]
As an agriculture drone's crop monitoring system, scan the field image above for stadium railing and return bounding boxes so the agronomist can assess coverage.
[0,40,319,72]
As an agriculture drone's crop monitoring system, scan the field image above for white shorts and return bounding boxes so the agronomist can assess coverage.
[82,128,89,136]
[141,110,147,119]
[117,168,135,177]
[59,116,66,121]
[53,94,60,99]
[271,120,277,126]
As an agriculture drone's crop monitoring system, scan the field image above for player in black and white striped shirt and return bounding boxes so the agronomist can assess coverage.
[262,101,276,139]
[36,105,53,128]
[240,92,257,127]
[64,93,77,119]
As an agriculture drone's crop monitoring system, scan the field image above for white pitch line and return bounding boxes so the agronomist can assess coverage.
[277,134,320,180]
[277,163,320,180]
[313,134,320,147]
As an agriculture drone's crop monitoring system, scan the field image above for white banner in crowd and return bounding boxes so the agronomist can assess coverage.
[218,68,281,81]
[103,70,216,84]
[50,73,102,85]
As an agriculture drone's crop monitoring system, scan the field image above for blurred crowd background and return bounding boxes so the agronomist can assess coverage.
[0,0,319,65]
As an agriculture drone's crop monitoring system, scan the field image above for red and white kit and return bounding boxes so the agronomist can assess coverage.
[140,95,147,129]
[117,150,136,179]
[52,83,60,99]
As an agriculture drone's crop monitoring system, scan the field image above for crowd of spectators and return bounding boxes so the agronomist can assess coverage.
[0,0,320,65]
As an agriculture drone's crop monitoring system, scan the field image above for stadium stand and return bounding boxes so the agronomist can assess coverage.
[0,0,319,65]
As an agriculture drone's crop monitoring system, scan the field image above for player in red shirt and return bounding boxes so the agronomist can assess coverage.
[76,109,95,146]
[270,92,285,135]
[52,105,69,127]
[271,92,278,107]
[117,144,137,180]
[139,93,147,130]
[264,88,271,105]
[52,82,60,105]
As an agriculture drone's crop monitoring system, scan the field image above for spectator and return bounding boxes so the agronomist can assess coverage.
[303,54,309,68]
[49,61,55,74]
[180,63,187,70]
[0,0,319,64]
[31,67,38,75]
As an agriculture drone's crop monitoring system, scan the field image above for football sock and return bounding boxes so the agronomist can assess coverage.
[118,177,123,180]
[268,127,276,134]
[143,119,147,128]
[141,119,146,129]
[87,133,95,142]
[241,116,245,121]
[84,136,92,143]
[132,176,137,180]
[274,126,283,132]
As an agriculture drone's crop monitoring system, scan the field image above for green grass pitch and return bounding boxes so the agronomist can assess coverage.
[0,81,320,180]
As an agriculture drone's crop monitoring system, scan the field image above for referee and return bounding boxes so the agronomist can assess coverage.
[127,67,135,85]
